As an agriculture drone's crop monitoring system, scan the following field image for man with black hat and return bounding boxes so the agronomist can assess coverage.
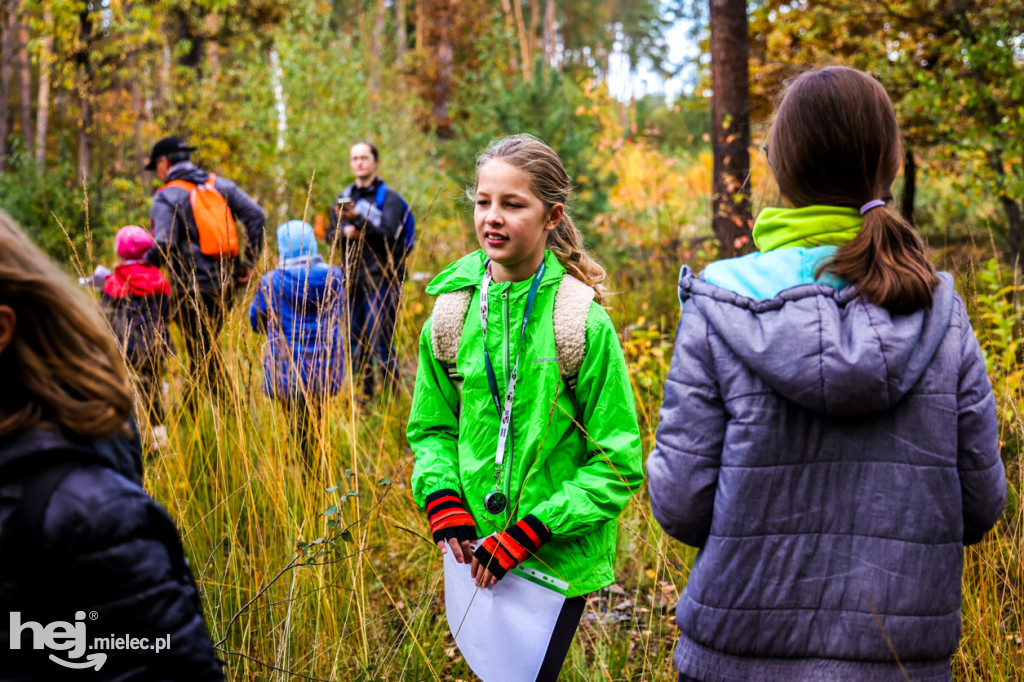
[144,136,266,398]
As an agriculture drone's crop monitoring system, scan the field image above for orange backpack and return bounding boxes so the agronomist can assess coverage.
[158,174,239,258]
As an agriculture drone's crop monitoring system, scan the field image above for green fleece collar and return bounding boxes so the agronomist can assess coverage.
[426,249,566,295]
[752,206,863,252]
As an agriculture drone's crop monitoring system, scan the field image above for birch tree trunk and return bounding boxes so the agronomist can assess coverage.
[710,0,753,258]
[269,45,288,220]
[543,0,556,65]
[34,5,53,165]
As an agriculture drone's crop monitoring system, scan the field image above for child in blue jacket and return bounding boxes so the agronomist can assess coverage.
[250,220,345,476]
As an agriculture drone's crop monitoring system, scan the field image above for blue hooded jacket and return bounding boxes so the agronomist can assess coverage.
[648,253,1006,682]
[249,222,346,397]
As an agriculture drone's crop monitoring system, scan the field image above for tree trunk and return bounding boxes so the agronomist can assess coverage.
[529,0,540,62]
[415,0,425,51]
[17,17,31,154]
[173,9,204,73]
[34,6,53,166]
[512,0,531,81]
[0,6,15,172]
[204,15,220,88]
[498,0,519,71]
[543,0,556,65]
[131,56,145,172]
[432,0,455,139]
[396,0,408,59]
[709,0,753,258]
[269,44,288,220]
[900,146,916,227]
[1002,197,1024,268]
[76,7,95,184]
[370,0,385,101]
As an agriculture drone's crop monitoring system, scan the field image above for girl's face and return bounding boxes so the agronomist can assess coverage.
[474,160,562,282]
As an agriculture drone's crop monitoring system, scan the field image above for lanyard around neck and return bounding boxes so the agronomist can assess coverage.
[479,259,545,470]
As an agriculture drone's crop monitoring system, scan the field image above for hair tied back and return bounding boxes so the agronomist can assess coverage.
[859,199,886,215]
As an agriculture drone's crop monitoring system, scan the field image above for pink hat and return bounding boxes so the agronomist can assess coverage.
[115,225,154,260]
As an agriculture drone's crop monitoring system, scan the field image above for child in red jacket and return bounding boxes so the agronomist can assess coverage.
[101,225,173,446]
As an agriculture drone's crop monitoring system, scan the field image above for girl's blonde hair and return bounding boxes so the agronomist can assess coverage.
[475,134,607,302]
[0,211,133,439]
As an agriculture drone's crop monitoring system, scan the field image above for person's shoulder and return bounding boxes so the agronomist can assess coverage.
[45,464,156,547]
[379,180,409,203]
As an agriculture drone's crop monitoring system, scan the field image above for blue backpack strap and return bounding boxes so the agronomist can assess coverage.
[375,183,387,210]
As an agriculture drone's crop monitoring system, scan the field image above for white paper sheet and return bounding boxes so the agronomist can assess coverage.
[443,550,567,682]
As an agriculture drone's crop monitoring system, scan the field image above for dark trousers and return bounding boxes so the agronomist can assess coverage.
[135,367,165,425]
[349,284,399,399]
[536,595,587,681]
[677,674,702,681]
[175,290,230,402]
[280,393,324,478]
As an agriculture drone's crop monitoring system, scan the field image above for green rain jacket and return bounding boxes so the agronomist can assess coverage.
[409,250,644,597]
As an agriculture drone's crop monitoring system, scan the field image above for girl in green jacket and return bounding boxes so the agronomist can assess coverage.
[408,134,644,679]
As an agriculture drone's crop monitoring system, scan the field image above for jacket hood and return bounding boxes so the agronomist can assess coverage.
[679,267,957,416]
[426,249,566,295]
[165,161,210,185]
[277,220,318,260]
[269,257,339,300]
[102,262,171,298]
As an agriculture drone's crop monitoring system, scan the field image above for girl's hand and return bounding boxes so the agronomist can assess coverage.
[425,490,476,562]
[437,537,474,564]
[470,515,551,586]
[470,555,499,588]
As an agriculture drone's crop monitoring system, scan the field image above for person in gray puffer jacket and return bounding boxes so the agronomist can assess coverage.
[648,67,1006,682]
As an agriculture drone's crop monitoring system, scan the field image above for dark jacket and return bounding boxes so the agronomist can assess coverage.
[648,267,1006,682]
[0,427,224,681]
[100,262,173,372]
[326,177,410,293]
[147,161,266,294]
[249,256,346,398]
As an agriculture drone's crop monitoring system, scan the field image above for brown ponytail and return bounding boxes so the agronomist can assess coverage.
[820,206,939,314]
[475,134,608,302]
[769,67,938,314]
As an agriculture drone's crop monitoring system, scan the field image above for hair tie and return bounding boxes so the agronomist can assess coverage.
[859,199,886,215]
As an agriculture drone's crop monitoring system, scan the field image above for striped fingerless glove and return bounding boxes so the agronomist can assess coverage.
[425,489,476,544]
[472,515,551,580]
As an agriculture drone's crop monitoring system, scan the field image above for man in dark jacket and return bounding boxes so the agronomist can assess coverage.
[144,136,266,397]
[327,141,411,401]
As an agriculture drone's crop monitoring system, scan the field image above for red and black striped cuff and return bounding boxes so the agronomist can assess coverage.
[425,489,476,544]
[472,515,551,580]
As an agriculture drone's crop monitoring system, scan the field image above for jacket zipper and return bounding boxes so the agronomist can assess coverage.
[501,286,513,523]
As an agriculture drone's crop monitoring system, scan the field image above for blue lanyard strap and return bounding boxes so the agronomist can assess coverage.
[479,260,545,469]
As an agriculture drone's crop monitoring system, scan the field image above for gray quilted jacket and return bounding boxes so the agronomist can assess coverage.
[648,267,1006,682]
